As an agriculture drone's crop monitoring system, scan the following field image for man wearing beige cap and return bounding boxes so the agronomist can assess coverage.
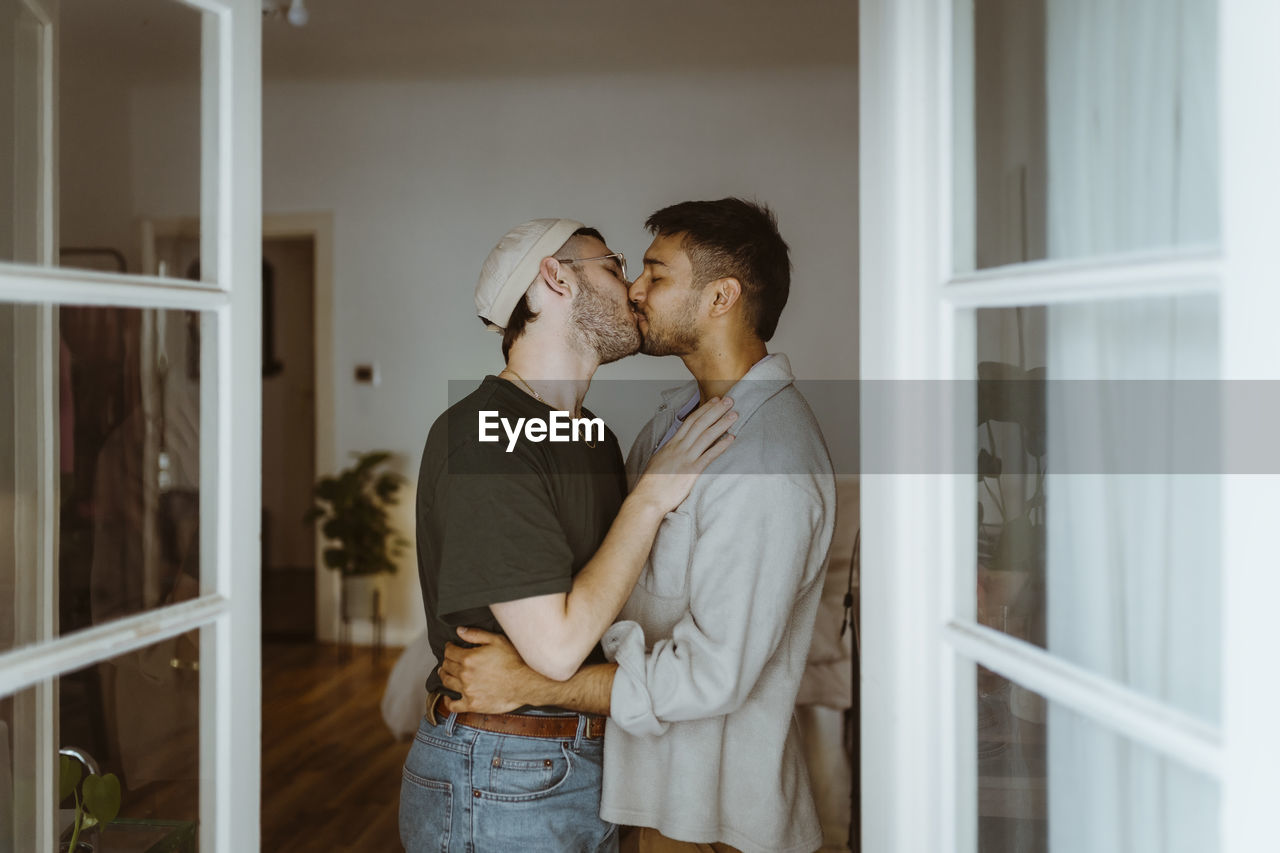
[399,219,736,853]
[439,199,837,853]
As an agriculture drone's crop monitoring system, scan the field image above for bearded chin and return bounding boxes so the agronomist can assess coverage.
[639,333,668,356]
[570,279,641,363]
[584,321,640,364]
[597,336,637,364]
[639,318,697,357]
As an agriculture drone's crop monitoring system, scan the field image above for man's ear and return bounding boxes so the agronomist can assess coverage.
[706,277,743,319]
[538,256,573,298]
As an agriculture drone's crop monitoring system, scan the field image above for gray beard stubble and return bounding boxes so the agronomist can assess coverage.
[570,273,642,364]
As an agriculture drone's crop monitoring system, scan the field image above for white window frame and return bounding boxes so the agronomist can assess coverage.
[0,1,262,850]
[859,0,1280,851]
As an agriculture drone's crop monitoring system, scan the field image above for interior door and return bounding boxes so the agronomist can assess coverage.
[859,0,1280,851]
[0,1,262,851]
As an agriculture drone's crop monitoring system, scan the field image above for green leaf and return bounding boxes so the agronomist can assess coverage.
[356,451,392,474]
[59,755,82,802]
[82,772,121,824]
[976,361,1046,432]
[314,478,344,502]
[977,447,1002,479]
[310,450,408,579]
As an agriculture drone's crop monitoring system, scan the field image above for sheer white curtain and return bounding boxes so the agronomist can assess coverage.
[1043,0,1219,851]
[1045,300,1218,851]
[1043,0,1217,256]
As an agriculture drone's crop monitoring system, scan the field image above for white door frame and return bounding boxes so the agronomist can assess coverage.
[859,2,953,849]
[143,211,339,642]
[859,0,1280,850]
[7,1,59,849]
[0,1,262,850]
[1217,1,1280,846]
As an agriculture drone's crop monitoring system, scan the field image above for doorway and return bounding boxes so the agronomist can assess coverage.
[149,229,322,641]
[259,237,316,640]
[147,212,336,647]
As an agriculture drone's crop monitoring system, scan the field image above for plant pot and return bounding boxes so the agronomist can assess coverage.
[60,842,94,853]
[976,567,1031,637]
[340,573,382,621]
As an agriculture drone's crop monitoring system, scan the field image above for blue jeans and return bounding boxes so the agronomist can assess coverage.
[399,711,618,853]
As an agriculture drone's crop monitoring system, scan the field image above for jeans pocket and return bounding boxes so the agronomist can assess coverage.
[472,740,609,852]
[483,740,573,801]
[399,768,452,853]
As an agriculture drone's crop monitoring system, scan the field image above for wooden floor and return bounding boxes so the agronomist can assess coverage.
[262,642,412,852]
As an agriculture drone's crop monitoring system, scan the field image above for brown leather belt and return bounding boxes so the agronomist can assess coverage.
[426,691,604,740]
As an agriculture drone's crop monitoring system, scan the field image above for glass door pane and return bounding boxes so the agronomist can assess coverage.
[3,302,211,653]
[0,633,203,851]
[972,295,1221,722]
[1,0,47,265]
[56,632,203,849]
[0,684,42,852]
[957,0,1219,271]
[975,667,1218,853]
[58,0,203,278]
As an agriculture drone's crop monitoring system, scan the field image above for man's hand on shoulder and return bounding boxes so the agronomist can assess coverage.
[439,627,548,714]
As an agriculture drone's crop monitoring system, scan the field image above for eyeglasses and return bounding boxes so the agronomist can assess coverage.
[558,252,628,283]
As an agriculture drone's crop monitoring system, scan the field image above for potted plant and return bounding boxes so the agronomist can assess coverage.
[976,359,1046,638]
[58,750,120,852]
[977,358,1048,726]
[304,451,408,653]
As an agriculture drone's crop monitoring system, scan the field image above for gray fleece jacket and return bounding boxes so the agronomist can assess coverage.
[600,353,837,853]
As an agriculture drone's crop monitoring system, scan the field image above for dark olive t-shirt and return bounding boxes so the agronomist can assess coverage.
[417,375,626,696]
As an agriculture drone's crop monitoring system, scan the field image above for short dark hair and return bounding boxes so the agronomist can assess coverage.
[644,198,790,341]
[499,226,606,361]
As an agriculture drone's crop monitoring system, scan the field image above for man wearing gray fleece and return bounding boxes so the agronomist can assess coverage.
[440,198,837,853]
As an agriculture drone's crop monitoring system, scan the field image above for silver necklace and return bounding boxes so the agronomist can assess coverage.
[500,369,595,448]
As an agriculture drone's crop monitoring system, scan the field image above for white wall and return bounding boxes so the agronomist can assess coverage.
[73,67,860,645]
[58,65,142,273]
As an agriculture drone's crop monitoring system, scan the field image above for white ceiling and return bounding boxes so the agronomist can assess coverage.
[62,0,858,82]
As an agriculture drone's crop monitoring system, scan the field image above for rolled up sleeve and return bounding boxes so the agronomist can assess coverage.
[603,474,824,736]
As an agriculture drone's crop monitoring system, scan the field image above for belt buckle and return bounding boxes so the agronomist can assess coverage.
[425,691,444,726]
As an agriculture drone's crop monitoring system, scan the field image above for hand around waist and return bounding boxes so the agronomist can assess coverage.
[439,626,549,714]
